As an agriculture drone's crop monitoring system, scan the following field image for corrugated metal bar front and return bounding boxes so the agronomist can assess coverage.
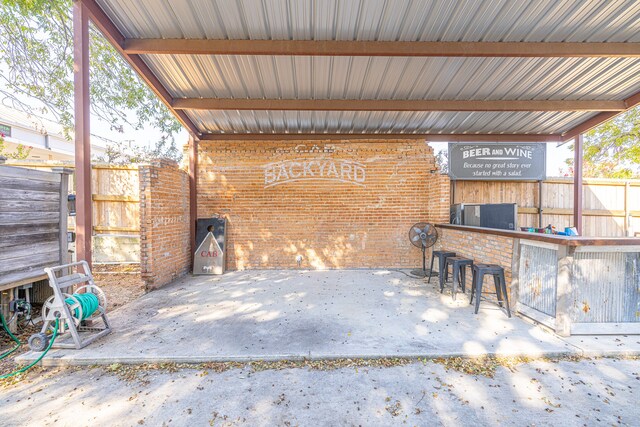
[570,251,640,324]
[518,243,558,317]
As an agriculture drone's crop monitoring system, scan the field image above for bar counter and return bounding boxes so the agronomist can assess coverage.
[435,224,640,336]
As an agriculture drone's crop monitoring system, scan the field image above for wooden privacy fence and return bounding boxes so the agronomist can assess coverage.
[5,161,141,262]
[0,164,71,291]
[452,178,640,237]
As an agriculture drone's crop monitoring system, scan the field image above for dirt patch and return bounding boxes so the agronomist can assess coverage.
[92,264,145,310]
[0,308,41,377]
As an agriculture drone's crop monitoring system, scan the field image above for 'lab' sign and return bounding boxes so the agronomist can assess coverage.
[448,143,546,181]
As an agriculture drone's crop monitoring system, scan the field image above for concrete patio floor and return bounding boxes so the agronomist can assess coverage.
[20,270,640,366]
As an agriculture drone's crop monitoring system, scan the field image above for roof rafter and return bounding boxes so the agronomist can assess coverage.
[199,133,563,142]
[562,89,640,141]
[124,39,640,57]
[174,98,625,112]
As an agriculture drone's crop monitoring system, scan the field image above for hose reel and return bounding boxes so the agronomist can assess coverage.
[0,262,111,379]
[29,261,112,351]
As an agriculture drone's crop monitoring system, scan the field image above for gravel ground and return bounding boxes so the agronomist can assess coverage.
[1,356,638,426]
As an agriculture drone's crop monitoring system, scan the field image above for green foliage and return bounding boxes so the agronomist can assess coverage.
[94,137,180,165]
[0,132,32,159]
[434,149,448,174]
[0,0,182,161]
[566,106,640,178]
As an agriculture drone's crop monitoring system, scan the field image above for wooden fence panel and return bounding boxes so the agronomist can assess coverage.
[5,161,141,262]
[92,166,140,235]
[0,165,70,290]
[453,178,640,237]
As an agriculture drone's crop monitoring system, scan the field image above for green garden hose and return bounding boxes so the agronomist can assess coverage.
[65,293,99,321]
[0,292,99,379]
[0,319,59,380]
[0,311,21,360]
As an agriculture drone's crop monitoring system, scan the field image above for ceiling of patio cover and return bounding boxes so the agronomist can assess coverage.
[93,0,640,139]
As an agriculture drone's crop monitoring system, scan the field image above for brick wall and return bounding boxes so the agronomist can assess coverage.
[435,226,515,301]
[198,139,449,270]
[139,159,191,289]
[432,173,451,224]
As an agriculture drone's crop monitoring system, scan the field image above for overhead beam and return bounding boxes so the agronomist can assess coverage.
[124,39,640,58]
[562,89,640,141]
[174,98,625,112]
[79,0,201,137]
[199,133,562,143]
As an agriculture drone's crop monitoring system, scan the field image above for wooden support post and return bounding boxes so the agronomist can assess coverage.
[538,180,543,228]
[188,136,198,261]
[573,135,584,235]
[73,1,92,267]
[1,289,16,333]
[624,181,631,236]
[451,180,456,205]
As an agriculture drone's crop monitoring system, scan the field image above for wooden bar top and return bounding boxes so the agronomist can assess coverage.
[436,224,640,247]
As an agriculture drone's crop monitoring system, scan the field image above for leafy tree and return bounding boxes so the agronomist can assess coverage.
[94,137,181,165]
[0,132,32,159]
[0,0,182,161]
[565,106,640,178]
[434,149,448,174]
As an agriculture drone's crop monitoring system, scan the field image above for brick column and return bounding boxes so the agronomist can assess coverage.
[139,159,191,289]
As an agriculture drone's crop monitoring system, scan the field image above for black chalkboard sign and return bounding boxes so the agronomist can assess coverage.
[196,217,226,253]
[448,143,546,181]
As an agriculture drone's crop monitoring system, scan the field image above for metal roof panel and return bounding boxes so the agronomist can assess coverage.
[97,0,640,42]
[142,54,640,102]
[185,109,596,135]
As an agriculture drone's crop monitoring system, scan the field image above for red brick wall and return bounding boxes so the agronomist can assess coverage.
[198,139,449,270]
[432,173,451,224]
[139,159,191,289]
[435,226,515,300]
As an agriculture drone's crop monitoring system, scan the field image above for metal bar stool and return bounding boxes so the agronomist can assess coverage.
[443,256,473,300]
[470,263,511,317]
[429,250,456,286]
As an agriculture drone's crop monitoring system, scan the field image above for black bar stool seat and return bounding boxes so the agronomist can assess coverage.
[470,263,511,317]
[443,256,473,300]
[429,250,456,285]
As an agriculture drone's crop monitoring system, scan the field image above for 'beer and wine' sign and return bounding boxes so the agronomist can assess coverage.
[448,143,546,181]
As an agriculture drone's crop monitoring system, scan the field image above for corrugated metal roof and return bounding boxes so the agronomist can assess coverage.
[94,0,640,136]
[97,0,640,42]
[185,109,594,135]
[142,54,640,101]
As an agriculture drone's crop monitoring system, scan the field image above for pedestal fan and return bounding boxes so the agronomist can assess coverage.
[409,222,438,278]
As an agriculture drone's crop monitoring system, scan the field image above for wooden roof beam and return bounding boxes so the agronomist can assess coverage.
[173,98,625,112]
[125,39,640,57]
[199,133,563,143]
[562,89,640,141]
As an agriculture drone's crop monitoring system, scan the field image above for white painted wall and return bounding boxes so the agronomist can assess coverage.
[0,106,107,161]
